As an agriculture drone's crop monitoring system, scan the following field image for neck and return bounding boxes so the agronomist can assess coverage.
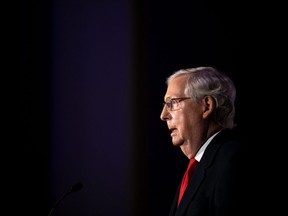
[207,124,223,139]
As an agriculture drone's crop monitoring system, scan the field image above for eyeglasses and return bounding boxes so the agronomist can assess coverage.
[163,97,191,111]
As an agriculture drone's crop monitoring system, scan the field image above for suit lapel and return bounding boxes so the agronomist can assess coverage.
[168,185,180,216]
[174,129,230,216]
[175,166,206,216]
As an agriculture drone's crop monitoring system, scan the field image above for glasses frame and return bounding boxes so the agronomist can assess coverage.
[163,97,191,111]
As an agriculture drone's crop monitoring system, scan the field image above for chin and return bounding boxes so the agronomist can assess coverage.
[172,139,181,147]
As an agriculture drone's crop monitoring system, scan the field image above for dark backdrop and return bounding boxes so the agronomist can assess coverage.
[21,0,283,215]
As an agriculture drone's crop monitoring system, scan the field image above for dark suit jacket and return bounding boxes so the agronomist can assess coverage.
[169,127,251,216]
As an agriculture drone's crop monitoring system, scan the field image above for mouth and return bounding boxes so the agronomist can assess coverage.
[169,128,177,136]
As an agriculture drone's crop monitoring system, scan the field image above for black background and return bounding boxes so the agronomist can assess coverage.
[21,0,284,215]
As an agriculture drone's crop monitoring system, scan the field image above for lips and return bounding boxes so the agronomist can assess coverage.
[169,128,177,136]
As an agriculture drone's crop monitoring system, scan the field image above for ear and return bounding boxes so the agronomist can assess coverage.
[202,96,216,119]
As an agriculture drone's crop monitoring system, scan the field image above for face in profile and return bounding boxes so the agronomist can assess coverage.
[160,75,204,149]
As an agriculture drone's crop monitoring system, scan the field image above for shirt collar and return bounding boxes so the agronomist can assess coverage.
[194,130,222,162]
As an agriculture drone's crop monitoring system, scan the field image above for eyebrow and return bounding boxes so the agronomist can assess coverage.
[165,96,185,101]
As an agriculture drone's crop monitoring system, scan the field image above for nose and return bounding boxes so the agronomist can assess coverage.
[160,105,170,121]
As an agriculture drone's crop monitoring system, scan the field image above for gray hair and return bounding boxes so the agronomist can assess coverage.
[166,66,236,128]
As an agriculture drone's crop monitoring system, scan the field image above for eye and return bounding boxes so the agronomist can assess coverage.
[169,99,179,108]
[171,99,178,106]
[163,97,191,111]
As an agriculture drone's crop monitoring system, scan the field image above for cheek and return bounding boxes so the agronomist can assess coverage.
[171,112,184,124]
[172,110,194,129]
[181,113,196,131]
[174,114,189,131]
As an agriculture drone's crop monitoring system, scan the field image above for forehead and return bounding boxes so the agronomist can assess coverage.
[165,75,187,98]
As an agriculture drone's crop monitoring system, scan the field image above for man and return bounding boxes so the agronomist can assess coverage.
[160,66,248,216]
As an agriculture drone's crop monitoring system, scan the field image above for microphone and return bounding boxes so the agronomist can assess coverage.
[48,181,84,216]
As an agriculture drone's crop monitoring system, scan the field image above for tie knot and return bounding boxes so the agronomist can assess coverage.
[186,158,198,177]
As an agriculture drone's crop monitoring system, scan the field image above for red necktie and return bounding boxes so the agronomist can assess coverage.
[178,158,199,206]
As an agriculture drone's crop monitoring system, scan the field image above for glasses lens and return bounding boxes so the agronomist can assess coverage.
[171,99,179,110]
[164,97,190,111]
